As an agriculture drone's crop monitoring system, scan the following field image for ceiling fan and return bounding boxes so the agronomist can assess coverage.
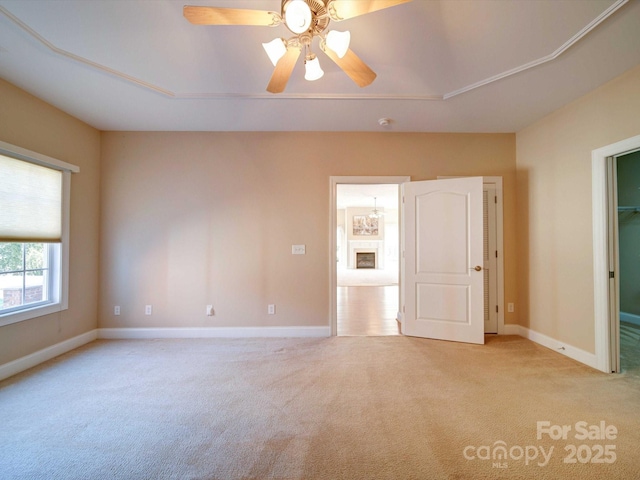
[183,0,412,93]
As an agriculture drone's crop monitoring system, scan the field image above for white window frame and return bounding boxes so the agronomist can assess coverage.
[0,141,79,327]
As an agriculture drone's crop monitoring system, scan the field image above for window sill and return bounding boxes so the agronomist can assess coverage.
[0,303,65,327]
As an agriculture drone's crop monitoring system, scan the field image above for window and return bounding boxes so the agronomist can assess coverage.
[0,243,60,314]
[0,141,78,327]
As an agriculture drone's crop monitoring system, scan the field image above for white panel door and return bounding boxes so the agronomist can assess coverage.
[402,177,484,344]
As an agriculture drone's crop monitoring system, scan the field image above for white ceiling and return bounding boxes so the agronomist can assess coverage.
[0,0,639,133]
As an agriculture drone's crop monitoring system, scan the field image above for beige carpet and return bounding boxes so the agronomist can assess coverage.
[1,335,640,479]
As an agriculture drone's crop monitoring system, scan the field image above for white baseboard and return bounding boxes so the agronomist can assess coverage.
[97,326,332,340]
[620,312,640,327]
[502,324,598,370]
[2,324,600,382]
[0,326,330,381]
[0,330,97,382]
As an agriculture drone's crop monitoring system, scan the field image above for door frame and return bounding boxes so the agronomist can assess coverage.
[330,176,410,336]
[592,134,640,373]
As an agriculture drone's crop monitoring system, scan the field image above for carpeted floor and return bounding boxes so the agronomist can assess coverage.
[1,335,640,479]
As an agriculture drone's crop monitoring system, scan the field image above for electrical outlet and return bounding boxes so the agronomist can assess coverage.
[145,305,152,315]
[206,305,214,316]
[292,245,306,255]
[508,303,515,313]
[268,304,276,315]
[114,306,120,316]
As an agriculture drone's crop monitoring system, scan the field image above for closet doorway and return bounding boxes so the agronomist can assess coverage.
[613,150,640,373]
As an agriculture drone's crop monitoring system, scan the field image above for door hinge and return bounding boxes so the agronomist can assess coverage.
[496,305,499,313]
[495,250,498,258]
[609,271,615,279]
[495,196,497,204]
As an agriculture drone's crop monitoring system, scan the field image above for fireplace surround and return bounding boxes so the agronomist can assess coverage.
[348,240,383,269]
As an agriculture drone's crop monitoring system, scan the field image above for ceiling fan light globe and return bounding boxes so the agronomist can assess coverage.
[262,38,287,66]
[326,30,351,58]
[284,0,312,34]
[304,55,324,81]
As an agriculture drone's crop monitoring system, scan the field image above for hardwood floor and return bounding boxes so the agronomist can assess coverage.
[337,285,401,336]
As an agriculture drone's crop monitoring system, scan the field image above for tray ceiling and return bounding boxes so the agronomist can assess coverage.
[0,0,639,132]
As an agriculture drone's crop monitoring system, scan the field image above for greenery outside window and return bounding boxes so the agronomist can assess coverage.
[0,141,78,327]
[0,243,60,314]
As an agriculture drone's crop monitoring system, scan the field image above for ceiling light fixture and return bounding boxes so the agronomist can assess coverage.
[304,53,324,81]
[184,0,412,93]
[283,0,313,34]
[325,30,350,58]
[262,38,288,66]
[369,197,385,219]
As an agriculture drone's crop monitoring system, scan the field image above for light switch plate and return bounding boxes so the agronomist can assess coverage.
[292,245,306,255]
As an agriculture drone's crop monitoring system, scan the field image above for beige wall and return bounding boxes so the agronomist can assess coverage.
[0,79,101,365]
[3,59,640,368]
[100,132,517,329]
[516,65,640,353]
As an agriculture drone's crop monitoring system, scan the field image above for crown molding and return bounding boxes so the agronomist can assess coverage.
[443,0,629,100]
[0,0,629,102]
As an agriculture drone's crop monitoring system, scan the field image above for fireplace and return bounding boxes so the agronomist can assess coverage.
[349,241,382,269]
[356,252,376,269]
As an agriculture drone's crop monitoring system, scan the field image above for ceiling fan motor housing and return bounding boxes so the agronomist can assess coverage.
[282,0,330,35]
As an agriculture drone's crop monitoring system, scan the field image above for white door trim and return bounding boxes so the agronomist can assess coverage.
[330,176,410,336]
[592,134,640,373]
[485,177,505,334]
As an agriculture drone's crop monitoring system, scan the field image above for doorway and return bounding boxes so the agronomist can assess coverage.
[330,176,409,336]
[611,150,640,373]
[336,183,401,336]
[330,175,505,339]
[592,133,640,373]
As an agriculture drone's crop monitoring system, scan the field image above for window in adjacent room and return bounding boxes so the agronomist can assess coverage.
[0,142,79,327]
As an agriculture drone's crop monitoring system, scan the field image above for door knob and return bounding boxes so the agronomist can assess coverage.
[472,266,482,272]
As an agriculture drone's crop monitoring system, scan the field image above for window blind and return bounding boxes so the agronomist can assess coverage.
[0,153,63,242]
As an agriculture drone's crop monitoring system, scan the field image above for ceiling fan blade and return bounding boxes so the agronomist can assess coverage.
[321,47,376,87]
[267,46,302,94]
[328,0,412,21]
[183,6,279,26]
